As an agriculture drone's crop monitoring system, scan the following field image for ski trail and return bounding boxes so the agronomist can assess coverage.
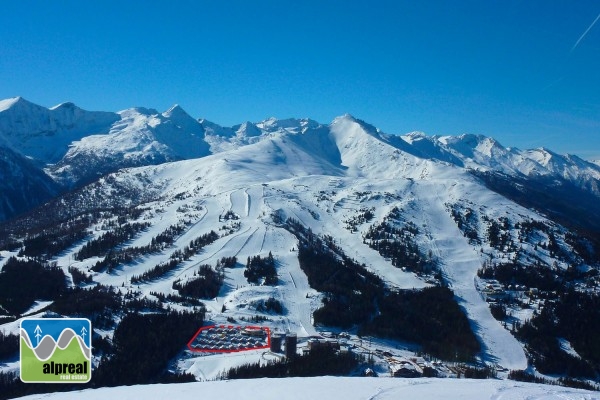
[262,227,317,337]
[259,227,267,253]
[245,185,263,219]
[234,227,259,257]
[420,182,527,370]
[229,189,246,217]
[175,226,253,278]
[245,189,251,217]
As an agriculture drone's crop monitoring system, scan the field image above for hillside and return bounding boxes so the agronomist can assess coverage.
[1,108,600,398]
[1,98,600,222]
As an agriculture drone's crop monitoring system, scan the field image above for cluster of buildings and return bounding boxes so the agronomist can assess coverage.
[188,325,270,353]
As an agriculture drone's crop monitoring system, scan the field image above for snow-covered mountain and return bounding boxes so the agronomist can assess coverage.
[47,105,211,186]
[1,96,599,223]
[400,132,600,195]
[0,97,119,164]
[0,146,59,221]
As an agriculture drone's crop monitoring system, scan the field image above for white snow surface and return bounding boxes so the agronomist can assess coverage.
[13,377,600,400]
[0,97,119,164]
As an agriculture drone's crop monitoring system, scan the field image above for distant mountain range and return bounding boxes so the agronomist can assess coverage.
[1,97,599,222]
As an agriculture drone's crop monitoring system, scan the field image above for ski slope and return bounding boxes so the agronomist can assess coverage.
[416,180,528,370]
[13,377,599,400]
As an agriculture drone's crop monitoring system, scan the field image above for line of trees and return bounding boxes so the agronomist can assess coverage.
[515,289,600,379]
[90,223,187,272]
[360,287,481,362]
[130,230,219,283]
[93,309,205,386]
[286,217,480,362]
[0,332,18,361]
[364,217,436,275]
[221,346,360,379]
[75,222,151,261]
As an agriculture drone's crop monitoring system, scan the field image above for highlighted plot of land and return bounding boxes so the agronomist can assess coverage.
[187,325,270,353]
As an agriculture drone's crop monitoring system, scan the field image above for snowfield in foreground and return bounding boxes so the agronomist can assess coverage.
[15,377,599,400]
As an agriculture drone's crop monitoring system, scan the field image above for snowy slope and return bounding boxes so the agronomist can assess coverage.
[47,105,211,186]
[13,377,600,400]
[1,96,598,206]
[400,132,600,195]
[0,146,60,220]
[0,97,119,164]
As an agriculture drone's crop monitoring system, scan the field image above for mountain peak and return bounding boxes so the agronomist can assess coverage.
[0,96,37,112]
[163,103,185,115]
[331,114,382,139]
[332,113,357,124]
[234,121,262,137]
[256,117,315,134]
[49,101,80,111]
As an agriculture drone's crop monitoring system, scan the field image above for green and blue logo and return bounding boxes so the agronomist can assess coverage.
[20,318,91,383]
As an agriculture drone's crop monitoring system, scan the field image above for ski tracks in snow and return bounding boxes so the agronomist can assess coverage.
[419,183,528,370]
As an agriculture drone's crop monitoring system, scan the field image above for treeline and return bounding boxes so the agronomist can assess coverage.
[90,223,187,273]
[508,370,599,391]
[244,252,277,285]
[173,264,224,299]
[169,230,219,261]
[516,289,600,380]
[478,260,594,293]
[344,207,375,232]
[1,211,101,255]
[50,285,123,329]
[0,206,151,261]
[130,230,219,283]
[484,216,512,251]
[478,261,562,292]
[360,287,481,362]
[221,346,360,379]
[285,217,480,361]
[0,332,18,360]
[565,231,600,265]
[364,217,436,275]
[68,266,93,285]
[18,221,89,259]
[217,256,237,268]
[130,259,179,283]
[48,284,165,329]
[290,218,383,328]
[0,257,66,315]
[150,291,203,307]
[449,204,480,243]
[75,221,151,261]
[254,297,284,314]
[93,309,205,386]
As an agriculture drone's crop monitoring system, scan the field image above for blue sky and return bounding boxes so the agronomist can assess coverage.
[1,1,599,159]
